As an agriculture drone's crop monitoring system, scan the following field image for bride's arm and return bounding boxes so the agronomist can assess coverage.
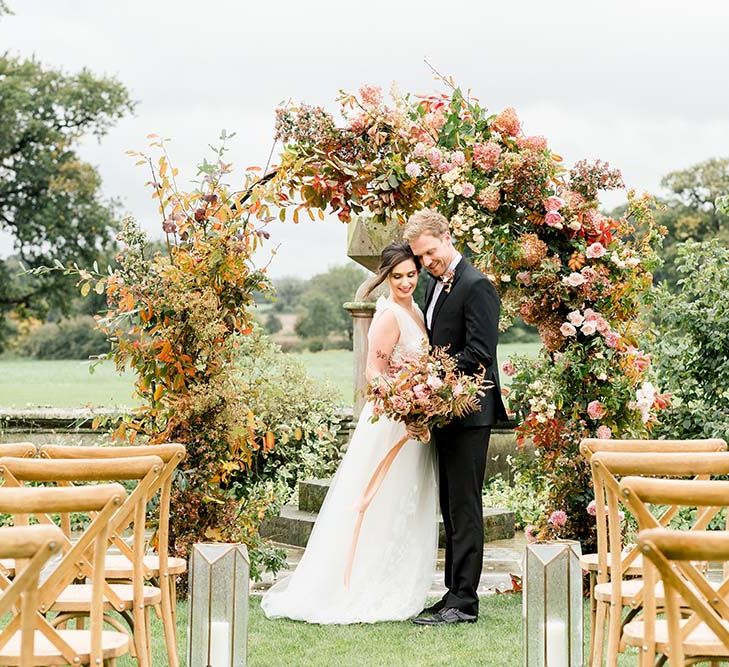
[365,310,400,383]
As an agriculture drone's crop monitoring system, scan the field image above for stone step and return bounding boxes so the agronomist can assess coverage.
[261,504,515,549]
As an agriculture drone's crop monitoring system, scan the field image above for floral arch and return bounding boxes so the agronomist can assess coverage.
[262,80,668,543]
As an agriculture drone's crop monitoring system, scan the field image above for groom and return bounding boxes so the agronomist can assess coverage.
[404,208,507,626]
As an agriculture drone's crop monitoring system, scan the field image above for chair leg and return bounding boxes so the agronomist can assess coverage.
[606,600,621,666]
[592,600,607,667]
[145,606,153,665]
[160,574,180,667]
[588,572,597,665]
[132,603,150,667]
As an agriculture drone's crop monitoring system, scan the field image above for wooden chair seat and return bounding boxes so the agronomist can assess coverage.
[52,583,162,612]
[580,551,643,575]
[624,619,729,657]
[104,553,187,578]
[0,629,128,665]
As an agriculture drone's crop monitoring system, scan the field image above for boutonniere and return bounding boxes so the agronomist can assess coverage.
[440,269,455,294]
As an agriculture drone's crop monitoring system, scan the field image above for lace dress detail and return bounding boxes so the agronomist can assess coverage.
[261,296,438,624]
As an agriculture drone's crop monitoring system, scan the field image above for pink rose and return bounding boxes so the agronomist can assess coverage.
[567,310,584,327]
[426,147,442,167]
[586,242,607,259]
[502,360,516,377]
[583,308,598,321]
[451,150,466,166]
[452,382,464,397]
[413,383,430,400]
[562,272,586,287]
[525,525,538,543]
[405,162,422,178]
[391,395,409,414]
[438,161,453,174]
[595,317,610,335]
[544,211,563,227]
[581,321,597,336]
[560,322,577,337]
[543,196,565,212]
[413,143,427,158]
[426,375,443,391]
[587,400,606,420]
[548,510,567,528]
[604,331,621,348]
[596,425,613,439]
[516,271,532,285]
[462,182,475,197]
[586,500,597,516]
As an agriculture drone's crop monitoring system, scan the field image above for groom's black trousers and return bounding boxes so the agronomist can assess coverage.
[434,422,491,617]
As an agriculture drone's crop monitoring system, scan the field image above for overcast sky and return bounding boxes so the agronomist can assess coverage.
[2,0,728,278]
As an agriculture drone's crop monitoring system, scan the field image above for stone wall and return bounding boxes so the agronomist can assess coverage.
[0,408,528,482]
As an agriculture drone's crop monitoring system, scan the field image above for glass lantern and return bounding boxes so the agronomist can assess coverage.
[523,540,583,667]
[188,543,249,667]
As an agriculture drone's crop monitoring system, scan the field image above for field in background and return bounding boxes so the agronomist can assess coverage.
[0,343,541,408]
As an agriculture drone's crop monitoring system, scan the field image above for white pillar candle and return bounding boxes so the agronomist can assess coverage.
[209,620,230,667]
[546,619,568,667]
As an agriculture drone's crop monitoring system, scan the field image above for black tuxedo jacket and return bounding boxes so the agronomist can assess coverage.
[424,258,508,427]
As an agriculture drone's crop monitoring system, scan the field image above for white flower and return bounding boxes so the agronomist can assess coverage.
[405,162,422,178]
[500,274,511,282]
[451,183,463,196]
[581,321,597,336]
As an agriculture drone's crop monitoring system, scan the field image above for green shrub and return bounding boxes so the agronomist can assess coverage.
[264,312,283,334]
[17,316,108,359]
[482,453,548,530]
[228,328,344,577]
[647,240,729,441]
[307,338,325,352]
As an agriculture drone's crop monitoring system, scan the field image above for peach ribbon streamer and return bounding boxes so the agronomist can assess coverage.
[343,434,410,588]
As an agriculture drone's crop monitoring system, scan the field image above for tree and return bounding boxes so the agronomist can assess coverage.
[295,292,340,340]
[303,264,366,341]
[654,158,729,285]
[0,54,134,349]
[264,312,283,334]
[271,276,307,312]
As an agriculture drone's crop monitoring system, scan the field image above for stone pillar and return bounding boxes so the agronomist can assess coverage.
[343,299,377,419]
[345,215,401,419]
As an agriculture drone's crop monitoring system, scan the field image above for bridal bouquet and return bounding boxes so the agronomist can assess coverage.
[368,346,490,440]
[344,347,491,586]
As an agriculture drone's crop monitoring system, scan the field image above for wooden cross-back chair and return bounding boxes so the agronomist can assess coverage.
[588,450,729,667]
[0,524,65,667]
[39,443,186,667]
[0,456,165,667]
[0,485,130,666]
[580,437,727,665]
[624,479,729,666]
[0,443,37,580]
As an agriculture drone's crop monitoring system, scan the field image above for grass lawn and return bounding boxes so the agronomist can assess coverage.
[0,343,541,409]
[125,594,640,666]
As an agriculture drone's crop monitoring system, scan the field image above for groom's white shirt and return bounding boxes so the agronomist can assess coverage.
[426,251,462,329]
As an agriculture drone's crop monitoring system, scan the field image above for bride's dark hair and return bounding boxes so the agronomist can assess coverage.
[363,241,421,298]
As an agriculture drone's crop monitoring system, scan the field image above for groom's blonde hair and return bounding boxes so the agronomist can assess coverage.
[402,208,450,242]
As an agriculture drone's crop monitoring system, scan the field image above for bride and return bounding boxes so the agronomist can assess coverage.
[261,241,439,624]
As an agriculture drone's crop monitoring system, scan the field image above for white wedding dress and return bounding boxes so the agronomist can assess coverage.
[261,295,439,624]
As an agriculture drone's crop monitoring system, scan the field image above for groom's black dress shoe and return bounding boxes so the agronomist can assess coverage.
[420,600,446,615]
[412,607,478,626]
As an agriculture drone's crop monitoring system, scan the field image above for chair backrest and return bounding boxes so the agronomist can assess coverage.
[580,437,727,462]
[0,484,126,665]
[0,443,36,458]
[39,444,186,571]
[0,455,164,581]
[588,451,729,616]
[631,484,729,665]
[0,524,64,667]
